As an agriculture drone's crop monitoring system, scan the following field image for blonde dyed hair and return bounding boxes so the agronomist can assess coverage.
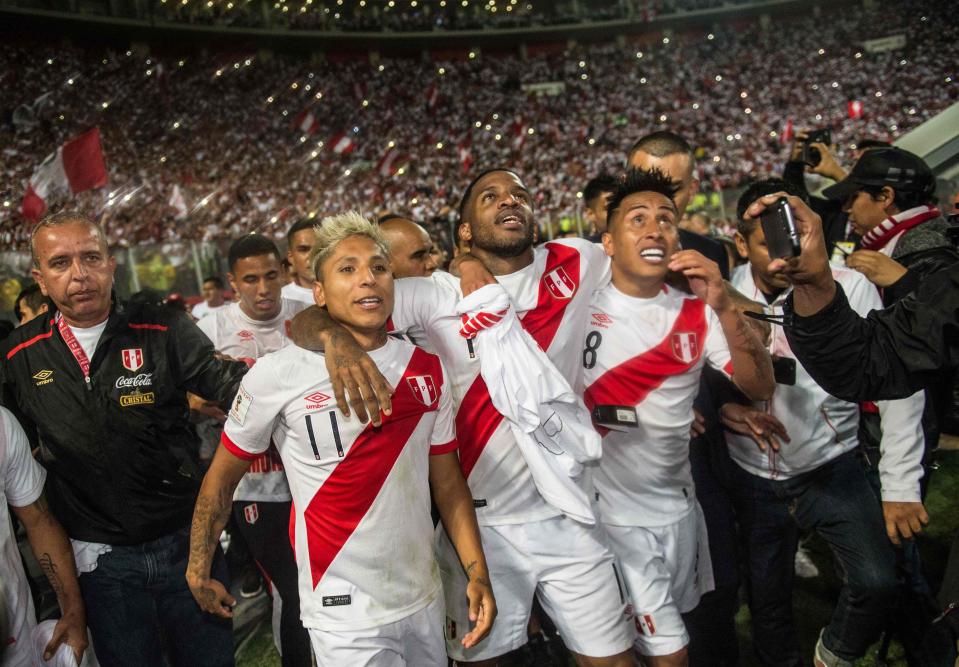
[309,211,391,279]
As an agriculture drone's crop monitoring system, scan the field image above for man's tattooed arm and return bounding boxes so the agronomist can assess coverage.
[717,307,775,401]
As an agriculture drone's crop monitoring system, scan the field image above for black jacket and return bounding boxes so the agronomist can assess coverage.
[783,263,959,402]
[0,300,247,545]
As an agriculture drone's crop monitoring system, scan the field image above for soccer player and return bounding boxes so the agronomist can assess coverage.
[582,173,618,242]
[191,276,227,320]
[196,233,310,667]
[282,219,319,305]
[187,213,494,665]
[293,169,635,666]
[582,168,773,667]
[378,214,439,278]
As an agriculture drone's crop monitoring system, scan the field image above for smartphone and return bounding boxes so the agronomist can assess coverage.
[772,356,797,385]
[760,197,802,260]
[802,128,832,167]
[592,405,638,429]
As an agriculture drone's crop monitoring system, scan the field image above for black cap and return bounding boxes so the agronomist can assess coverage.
[822,147,935,201]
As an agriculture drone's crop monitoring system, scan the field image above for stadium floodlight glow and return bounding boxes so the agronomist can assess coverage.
[462,0,467,7]
[300,136,308,143]
[160,156,167,163]
[345,169,352,176]
[282,110,289,116]
[659,114,667,122]
[305,84,311,91]
[267,96,274,103]
[378,65,385,71]
[744,108,751,114]
[173,121,181,129]
[411,0,417,6]
[740,91,747,98]
[310,150,318,158]
[492,113,499,120]
[831,81,839,88]
[576,192,583,199]
[474,121,481,128]
[234,62,240,68]
[215,69,222,76]
[875,91,882,97]
[713,156,721,162]
[578,60,586,68]
[47,58,54,65]
[692,102,700,110]
[527,128,534,135]
[411,197,418,204]
[890,124,898,131]
[438,67,446,75]
[662,37,669,44]
[469,51,476,59]
[291,82,298,89]
[815,113,822,120]
[581,74,588,80]
[714,75,722,82]
[900,59,907,66]
[484,124,491,130]
[640,77,647,84]
[588,138,596,145]
[178,60,185,67]
[388,140,396,148]
[397,167,406,175]
[855,52,862,58]
[362,100,369,107]
[707,33,714,40]
[3,200,9,207]
[946,76,953,83]
[635,51,643,58]
[494,133,502,140]
[818,48,825,55]
[67,78,74,85]
[101,101,109,109]
[769,131,777,137]
[436,142,444,149]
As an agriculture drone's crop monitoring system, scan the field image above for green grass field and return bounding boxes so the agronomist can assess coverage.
[238,449,959,667]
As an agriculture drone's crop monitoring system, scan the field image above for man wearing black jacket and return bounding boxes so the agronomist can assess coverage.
[0,213,248,667]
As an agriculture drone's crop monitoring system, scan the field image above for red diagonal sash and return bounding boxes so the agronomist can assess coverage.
[303,347,442,588]
[584,298,707,436]
[456,242,581,479]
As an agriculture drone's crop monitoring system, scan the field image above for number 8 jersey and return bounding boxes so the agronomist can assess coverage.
[221,337,457,631]
[582,283,733,528]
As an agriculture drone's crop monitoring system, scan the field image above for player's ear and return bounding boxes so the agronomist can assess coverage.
[226,272,238,294]
[458,221,472,244]
[312,280,326,308]
[734,231,750,259]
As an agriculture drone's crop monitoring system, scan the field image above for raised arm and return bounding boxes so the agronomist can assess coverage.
[186,446,251,618]
[13,493,88,662]
[290,305,394,425]
[429,452,496,648]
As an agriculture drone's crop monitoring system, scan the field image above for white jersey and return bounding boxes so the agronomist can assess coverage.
[191,301,227,320]
[390,238,611,525]
[583,284,733,527]
[1,406,46,667]
[198,299,307,501]
[729,266,925,500]
[281,282,316,305]
[222,338,456,631]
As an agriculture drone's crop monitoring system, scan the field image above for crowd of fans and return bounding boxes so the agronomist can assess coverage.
[1,0,956,257]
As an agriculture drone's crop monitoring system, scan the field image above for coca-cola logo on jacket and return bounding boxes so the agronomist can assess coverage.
[115,373,154,389]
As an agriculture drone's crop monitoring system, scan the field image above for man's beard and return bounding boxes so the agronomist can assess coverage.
[470,225,535,258]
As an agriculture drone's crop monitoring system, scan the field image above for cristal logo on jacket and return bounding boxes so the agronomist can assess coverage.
[115,373,154,389]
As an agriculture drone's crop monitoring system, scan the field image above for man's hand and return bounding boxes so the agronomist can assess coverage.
[667,250,730,312]
[462,574,496,649]
[44,610,88,663]
[323,329,393,426]
[744,193,836,316]
[450,253,496,297]
[808,142,847,182]
[187,575,236,619]
[882,501,930,546]
[720,403,790,452]
[690,408,706,438]
[846,250,908,288]
[188,392,227,422]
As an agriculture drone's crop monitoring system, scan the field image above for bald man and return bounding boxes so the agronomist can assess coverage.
[378,215,439,278]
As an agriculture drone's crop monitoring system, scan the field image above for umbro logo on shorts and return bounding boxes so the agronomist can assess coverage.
[321,595,352,607]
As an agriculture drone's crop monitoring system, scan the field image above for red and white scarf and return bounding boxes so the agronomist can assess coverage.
[860,205,941,251]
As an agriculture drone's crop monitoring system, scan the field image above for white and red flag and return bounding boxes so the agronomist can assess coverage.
[426,83,440,110]
[21,127,108,221]
[329,131,356,156]
[376,147,405,176]
[780,119,794,144]
[847,100,864,119]
[169,185,189,219]
[294,109,319,135]
[458,136,473,174]
[511,120,528,151]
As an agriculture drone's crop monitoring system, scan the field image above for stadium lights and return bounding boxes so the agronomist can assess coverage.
[315,92,323,99]
[362,100,369,107]
[378,65,385,71]
[527,128,534,135]
[640,77,647,84]
[291,82,298,89]
[576,192,583,199]
[397,167,406,175]
[588,138,596,145]
[662,37,670,44]
[178,60,185,66]
[578,60,586,68]
[713,156,721,162]
[494,133,502,140]
[173,121,181,129]
[740,91,747,98]
[769,131,778,137]
[692,102,700,110]
[3,200,10,207]
[215,69,223,76]
[484,124,492,130]
[436,142,444,149]
[581,74,587,80]
[101,101,110,109]
[47,58,54,64]
[707,33,714,40]
[659,114,667,122]
[715,75,722,82]
[831,81,839,88]
[636,52,643,58]
[344,169,352,176]
[160,156,168,163]
[67,78,74,85]
[475,121,481,128]
[438,67,446,75]
[300,136,308,143]
[267,96,274,103]
[411,197,418,204]
[815,114,822,120]
[855,52,862,58]
[744,108,751,114]
[304,84,312,91]
[875,91,883,97]
[469,51,476,59]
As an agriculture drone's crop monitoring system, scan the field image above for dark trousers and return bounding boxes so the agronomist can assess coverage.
[79,525,234,667]
[233,500,312,667]
[729,449,898,665]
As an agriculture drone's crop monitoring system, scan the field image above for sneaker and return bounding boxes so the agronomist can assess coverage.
[814,630,855,667]
[240,570,263,598]
[794,545,820,579]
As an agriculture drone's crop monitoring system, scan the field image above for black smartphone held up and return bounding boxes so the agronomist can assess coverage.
[760,197,802,260]
[772,356,797,386]
[802,128,832,167]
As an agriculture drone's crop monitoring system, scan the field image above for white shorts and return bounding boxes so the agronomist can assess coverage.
[605,502,715,656]
[308,596,445,666]
[437,514,634,662]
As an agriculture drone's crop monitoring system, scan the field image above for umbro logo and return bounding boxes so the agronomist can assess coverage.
[591,313,613,328]
[32,370,54,386]
[305,391,331,410]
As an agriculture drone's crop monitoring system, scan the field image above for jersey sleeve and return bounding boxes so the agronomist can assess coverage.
[556,237,612,291]
[195,313,217,345]
[1,406,46,508]
[391,275,454,336]
[703,306,734,378]
[221,361,285,461]
[428,360,458,455]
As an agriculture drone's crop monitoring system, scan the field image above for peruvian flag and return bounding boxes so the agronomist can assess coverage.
[780,119,794,144]
[376,147,404,176]
[352,82,366,101]
[847,100,864,119]
[329,131,356,156]
[21,127,108,221]
[458,136,473,174]
[426,83,440,110]
[169,185,189,219]
[511,119,528,151]
[293,109,319,135]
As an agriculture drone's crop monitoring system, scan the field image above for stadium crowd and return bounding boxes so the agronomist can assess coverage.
[1,0,956,256]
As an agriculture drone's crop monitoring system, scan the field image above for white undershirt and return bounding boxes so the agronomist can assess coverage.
[67,319,108,360]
